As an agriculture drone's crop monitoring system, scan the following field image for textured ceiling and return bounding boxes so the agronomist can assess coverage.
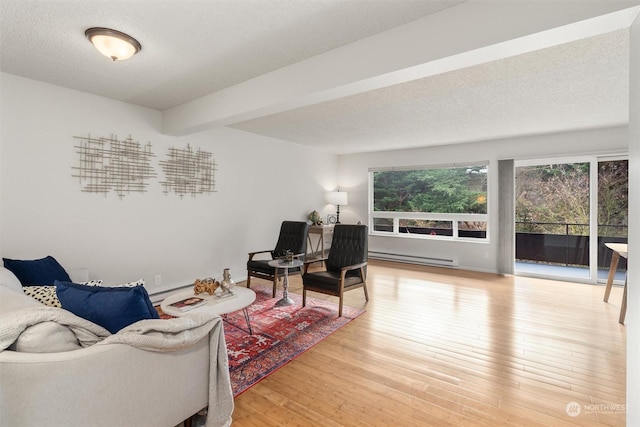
[0,0,465,111]
[0,0,635,154]
[231,29,630,153]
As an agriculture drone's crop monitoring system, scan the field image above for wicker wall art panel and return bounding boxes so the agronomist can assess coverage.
[159,144,217,198]
[72,134,157,199]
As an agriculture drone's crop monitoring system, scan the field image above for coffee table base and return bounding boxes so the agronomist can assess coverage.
[222,307,253,335]
[275,297,295,307]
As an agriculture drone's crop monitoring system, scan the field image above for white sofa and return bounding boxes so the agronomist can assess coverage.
[0,267,233,427]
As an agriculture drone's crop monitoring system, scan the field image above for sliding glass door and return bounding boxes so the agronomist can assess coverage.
[597,159,628,283]
[515,159,591,280]
[514,156,627,283]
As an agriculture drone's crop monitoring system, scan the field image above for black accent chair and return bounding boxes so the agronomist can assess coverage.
[247,221,309,297]
[302,224,369,317]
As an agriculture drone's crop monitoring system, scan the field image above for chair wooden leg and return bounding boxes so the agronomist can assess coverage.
[338,296,343,317]
[302,288,307,307]
[362,282,369,302]
[246,273,251,289]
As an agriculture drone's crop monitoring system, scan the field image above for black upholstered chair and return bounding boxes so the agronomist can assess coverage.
[302,224,369,317]
[247,221,309,297]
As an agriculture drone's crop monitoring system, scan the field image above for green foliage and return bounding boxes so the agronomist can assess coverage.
[598,161,628,233]
[515,161,628,237]
[516,163,590,234]
[373,166,487,214]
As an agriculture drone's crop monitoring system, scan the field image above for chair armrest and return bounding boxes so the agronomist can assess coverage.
[303,256,328,264]
[340,261,367,273]
[274,252,306,261]
[340,261,367,288]
[303,257,328,265]
[248,250,274,260]
[339,261,368,282]
[303,257,328,274]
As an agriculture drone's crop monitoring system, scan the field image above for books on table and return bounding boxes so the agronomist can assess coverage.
[168,296,207,312]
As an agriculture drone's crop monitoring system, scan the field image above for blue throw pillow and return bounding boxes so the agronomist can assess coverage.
[55,281,160,334]
[3,256,71,286]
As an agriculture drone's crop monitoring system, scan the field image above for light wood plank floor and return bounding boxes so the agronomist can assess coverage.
[232,260,627,426]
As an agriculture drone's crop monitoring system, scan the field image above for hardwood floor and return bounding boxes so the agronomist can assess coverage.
[231,260,627,426]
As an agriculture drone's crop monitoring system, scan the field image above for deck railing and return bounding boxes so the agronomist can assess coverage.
[516,222,627,269]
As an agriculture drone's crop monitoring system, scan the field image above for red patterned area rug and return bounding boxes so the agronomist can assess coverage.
[223,283,364,396]
[157,283,365,396]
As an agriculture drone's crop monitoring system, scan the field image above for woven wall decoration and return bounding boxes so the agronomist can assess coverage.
[159,144,217,198]
[72,134,157,198]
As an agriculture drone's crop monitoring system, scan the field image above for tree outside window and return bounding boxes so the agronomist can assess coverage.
[370,165,488,240]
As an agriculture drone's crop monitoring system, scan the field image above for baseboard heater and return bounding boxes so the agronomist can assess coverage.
[368,251,458,268]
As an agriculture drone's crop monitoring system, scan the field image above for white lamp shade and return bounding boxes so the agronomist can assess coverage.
[326,191,348,206]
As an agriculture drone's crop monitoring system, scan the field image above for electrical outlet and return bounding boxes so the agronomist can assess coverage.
[155,275,162,285]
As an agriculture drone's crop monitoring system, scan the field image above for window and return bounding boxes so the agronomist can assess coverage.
[369,164,488,240]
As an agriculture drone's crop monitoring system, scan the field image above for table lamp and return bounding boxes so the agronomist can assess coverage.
[326,191,348,223]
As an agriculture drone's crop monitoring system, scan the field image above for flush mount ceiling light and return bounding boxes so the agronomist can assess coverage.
[85,27,141,61]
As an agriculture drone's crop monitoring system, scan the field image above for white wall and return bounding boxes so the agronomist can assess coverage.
[0,73,337,294]
[338,126,628,273]
[627,11,639,425]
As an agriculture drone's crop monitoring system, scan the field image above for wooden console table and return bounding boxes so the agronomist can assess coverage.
[307,224,334,261]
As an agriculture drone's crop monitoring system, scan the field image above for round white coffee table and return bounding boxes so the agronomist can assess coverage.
[161,286,256,334]
[268,259,303,307]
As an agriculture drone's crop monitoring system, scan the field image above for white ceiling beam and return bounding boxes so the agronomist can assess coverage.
[163,0,640,136]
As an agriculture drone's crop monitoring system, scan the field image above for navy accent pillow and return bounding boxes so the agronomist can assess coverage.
[3,256,71,286]
[55,281,160,334]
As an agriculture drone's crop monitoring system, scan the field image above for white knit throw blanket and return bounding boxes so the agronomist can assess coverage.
[0,307,234,427]
[101,313,234,427]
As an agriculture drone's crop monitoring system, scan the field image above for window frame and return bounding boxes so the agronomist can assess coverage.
[368,163,490,242]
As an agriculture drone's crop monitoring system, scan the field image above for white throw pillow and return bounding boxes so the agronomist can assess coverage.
[0,286,42,313]
[0,266,23,293]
